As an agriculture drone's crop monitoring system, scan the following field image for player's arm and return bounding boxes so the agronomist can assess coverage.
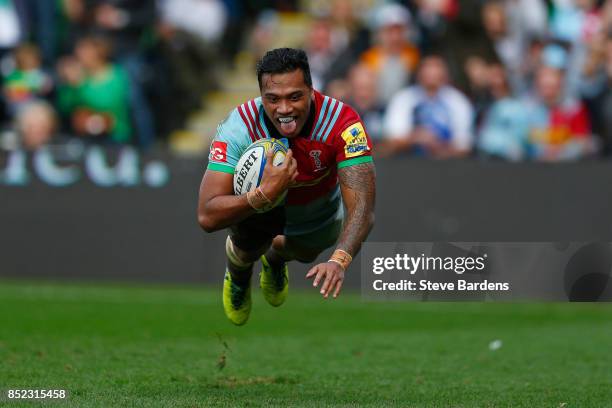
[198,150,298,232]
[197,170,253,232]
[306,162,376,298]
[335,162,376,255]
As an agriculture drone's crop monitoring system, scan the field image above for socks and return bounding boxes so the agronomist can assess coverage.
[264,247,289,274]
[227,260,252,286]
[226,236,253,286]
[225,236,290,285]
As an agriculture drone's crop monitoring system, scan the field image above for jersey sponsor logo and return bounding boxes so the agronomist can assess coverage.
[341,122,369,158]
[210,141,227,162]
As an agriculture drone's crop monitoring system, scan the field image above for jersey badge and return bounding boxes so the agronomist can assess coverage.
[341,122,369,158]
[210,141,228,162]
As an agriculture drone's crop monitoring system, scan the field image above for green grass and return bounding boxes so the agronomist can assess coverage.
[0,281,611,407]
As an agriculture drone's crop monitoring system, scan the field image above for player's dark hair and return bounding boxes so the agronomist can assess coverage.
[256,48,312,89]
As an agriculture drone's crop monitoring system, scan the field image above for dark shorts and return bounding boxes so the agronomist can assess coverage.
[230,206,342,255]
[230,207,285,252]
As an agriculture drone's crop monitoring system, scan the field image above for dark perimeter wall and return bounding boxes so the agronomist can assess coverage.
[2,153,612,287]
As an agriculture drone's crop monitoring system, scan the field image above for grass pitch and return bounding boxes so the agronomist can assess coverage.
[0,281,611,407]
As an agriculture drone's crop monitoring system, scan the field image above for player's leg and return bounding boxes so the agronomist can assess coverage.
[223,207,284,325]
[259,234,292,307]
[268,235,320,263]
[261,213,343,305]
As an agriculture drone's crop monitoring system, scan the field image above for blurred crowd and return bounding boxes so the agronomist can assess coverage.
[306,0,612,161]
[1,0,611,162]
[0,0,260,150]
[295,0,612,161]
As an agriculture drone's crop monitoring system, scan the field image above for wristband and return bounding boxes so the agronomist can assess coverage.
[328,249,352,271]
[246,187,272,212]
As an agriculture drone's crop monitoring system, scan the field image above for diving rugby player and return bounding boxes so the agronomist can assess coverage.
[198,48,376,325]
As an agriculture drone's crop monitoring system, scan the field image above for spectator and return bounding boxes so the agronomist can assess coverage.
[360,3,420,105]
[318,0,372,85]
[156,0,227,134]
[159,0,227,45]
[327,0,369,55]
[18,0,59,68]
[16,100,56,149]
[525,64,596,161]
[248,10,280,63]
[86,0,157,147]
[421,0,498,93]
[477,63,531,161]
[0,0,26,60]
[3,43,53,115]
[517,35,546,94]
[380,55,474,158]
[304,17,340,91]
[344,63,386,143]
[464,55,495,125]
[57,36,131,143]
[580,30,612,154]
[548,0,606,97]
[549,0,603,44]
[481,0,538,94]
[408,0,459,52]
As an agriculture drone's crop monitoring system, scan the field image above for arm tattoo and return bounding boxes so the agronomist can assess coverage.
[337,162,376,256]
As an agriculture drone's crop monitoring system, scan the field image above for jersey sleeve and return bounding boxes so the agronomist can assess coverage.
[332,106,374,169]
[206,108,252,174]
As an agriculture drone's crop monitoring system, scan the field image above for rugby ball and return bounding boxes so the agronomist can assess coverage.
[233,139,288,208]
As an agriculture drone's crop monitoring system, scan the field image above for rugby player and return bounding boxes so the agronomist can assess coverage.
[197,48,376,325]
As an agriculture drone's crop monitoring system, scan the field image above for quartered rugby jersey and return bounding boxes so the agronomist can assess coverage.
[207,90,373,235]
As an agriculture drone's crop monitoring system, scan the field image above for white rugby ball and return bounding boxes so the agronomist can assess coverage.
[233,139,288,209]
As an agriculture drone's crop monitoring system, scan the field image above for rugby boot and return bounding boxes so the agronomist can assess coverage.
[222,269,252,325]
[259,254,288,307]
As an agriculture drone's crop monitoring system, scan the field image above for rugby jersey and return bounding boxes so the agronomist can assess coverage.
[207,90,373,235]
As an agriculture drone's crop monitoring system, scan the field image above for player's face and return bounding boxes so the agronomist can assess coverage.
[260,69,313,138]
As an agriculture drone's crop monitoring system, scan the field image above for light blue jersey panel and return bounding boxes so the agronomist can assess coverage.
[207,108,253,174]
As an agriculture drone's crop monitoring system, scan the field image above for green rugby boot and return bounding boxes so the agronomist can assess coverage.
[260,255,289,307]
[222,269,252,326]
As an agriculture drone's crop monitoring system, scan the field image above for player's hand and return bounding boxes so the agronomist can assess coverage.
[306,262,345,299]
[259,148,298,201]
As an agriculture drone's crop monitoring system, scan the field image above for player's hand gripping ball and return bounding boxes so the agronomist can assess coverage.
[233,138,288,211]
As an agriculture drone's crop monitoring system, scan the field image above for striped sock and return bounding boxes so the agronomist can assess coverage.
[226,236,253,285]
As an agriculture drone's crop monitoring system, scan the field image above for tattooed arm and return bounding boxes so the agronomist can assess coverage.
[335,162,376,255]
[305,162,376,298]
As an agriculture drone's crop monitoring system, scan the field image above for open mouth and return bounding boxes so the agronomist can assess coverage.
[277,116,297,134]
